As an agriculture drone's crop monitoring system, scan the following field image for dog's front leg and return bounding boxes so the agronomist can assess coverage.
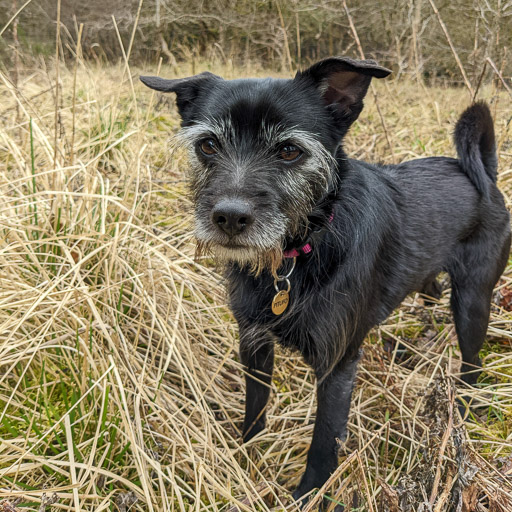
[293,350,361,507]
[240,328,274,442]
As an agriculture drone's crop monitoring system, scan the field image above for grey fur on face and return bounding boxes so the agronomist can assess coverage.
[177,116,337,271]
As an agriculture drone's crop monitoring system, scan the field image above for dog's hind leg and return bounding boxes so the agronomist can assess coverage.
[449,234,510,389]
[420,276,443,305]
[240,328,275,442]
[292,349,361,509]
[450,278,492,387]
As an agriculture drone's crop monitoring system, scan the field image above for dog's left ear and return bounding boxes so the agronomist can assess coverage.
[297,57,391,126]
[140,72,222,124]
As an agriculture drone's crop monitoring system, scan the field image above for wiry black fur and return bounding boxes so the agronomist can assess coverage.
[454,101,498,198]
[141,60,511,509]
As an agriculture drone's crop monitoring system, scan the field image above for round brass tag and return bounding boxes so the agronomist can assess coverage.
[271,290,289,315]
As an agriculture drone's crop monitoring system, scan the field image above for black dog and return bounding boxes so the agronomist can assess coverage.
[141,57,511,507]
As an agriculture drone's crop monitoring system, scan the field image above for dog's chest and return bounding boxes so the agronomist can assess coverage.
[228,264,341,351]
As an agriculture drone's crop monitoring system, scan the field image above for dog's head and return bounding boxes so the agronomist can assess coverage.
[141,57,390,273]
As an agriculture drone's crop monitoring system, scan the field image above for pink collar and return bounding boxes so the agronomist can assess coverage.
[283,210,335,258]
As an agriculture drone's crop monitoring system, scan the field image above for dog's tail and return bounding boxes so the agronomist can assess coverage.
[454,101,497,198]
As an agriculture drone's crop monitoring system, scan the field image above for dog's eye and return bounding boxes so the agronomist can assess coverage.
[199,138,219,156]
[278,145,302,162]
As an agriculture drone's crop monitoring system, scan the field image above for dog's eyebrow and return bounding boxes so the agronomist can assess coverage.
[177,117,235,148]
[259,122,322,146]
[176,121,227,149]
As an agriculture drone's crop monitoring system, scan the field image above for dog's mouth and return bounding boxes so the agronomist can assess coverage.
[205,241,279,257]
[216,241,247,250]
[192,207,293,274]
[195,238,284,275]
[194,219,286,253]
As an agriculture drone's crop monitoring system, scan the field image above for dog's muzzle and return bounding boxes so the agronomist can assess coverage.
[211,199,254,238]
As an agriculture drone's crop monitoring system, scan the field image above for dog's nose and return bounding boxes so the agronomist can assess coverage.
[212,199,254,237]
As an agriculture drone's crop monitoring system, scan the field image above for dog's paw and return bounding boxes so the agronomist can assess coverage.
[292,489,345,512]
[242,419,265,443]
[291,488,310,509]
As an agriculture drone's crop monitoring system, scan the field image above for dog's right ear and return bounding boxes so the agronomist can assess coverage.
[296,57,391,127]
[140,72,221,124]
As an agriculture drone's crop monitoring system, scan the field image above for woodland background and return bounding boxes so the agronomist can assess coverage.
[1,0,511,84]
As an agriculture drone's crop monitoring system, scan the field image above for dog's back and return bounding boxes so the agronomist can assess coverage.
[363,102,510,317]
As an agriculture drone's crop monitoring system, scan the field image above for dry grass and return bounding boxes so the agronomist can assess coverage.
[0,57,511,512]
